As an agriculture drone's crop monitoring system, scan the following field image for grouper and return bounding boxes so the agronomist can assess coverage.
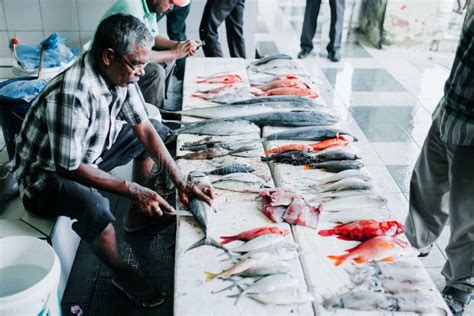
[185,171,229,254]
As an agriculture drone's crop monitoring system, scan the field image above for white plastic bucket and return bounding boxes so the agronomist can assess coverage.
[0,236,61,316]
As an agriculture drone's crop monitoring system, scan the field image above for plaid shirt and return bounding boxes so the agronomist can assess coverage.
[13,52,149,198]
[434,1,474,145]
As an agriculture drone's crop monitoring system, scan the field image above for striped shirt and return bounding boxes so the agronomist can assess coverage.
[13,52,149,198]
[433,1,474,145]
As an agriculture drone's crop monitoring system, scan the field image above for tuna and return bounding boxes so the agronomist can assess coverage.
[304,160,365,172]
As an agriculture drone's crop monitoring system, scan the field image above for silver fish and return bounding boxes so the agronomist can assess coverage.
[172,119,260,136]
[249,54,292,67]
[324,291,398,311]
[318,194,388,212]
[318,169,373,185]
[307,189,378,202]
[230,234,285,253]
[313,147,360,162]
[318,177,374,193]
[244,240,300,257]
[248,288,315,305]
[161,101,318,119]
[320,209,390,223]
[225,95,319,105]
[394,293,435,313]
[238,260,291,277]
[264,127,358,142]
[305,160,364,172]
[212,173,272,193]
[207,163,255,175]
[185,172,228,253]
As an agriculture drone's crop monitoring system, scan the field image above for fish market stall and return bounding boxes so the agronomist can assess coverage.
[172,56,450,315]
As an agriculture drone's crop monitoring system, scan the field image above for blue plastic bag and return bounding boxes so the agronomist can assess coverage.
[0,78,49,102]
[15,32,79,70]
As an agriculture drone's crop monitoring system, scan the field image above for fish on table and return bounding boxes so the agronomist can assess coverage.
[185,171,229,254]
[223,95,321,105]
[318,219,405,241]
[178,144,259,160]
[247,288,315,305]
[196,73,244,84]
[317,177,374,193]
[317,169,372,185]
[304,160,365,172]
[262,148,360,165]
[263,126,358,142]
[220,226,289,244]
[263,134,352,156]
[317,194,388,213]
[204,252,271,281]
[320,208,390,223]
[206,163,255,176]
[229,234,285,253]
[211,173,272,193]
[169,119,261,137]
[248,54,292,68]
[263,86,319,99]
[327,236,419,266]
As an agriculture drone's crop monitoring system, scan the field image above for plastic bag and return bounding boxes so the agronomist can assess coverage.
[14,32,79,71]
[0,78,49,102]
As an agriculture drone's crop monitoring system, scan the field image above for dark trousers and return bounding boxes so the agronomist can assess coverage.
[157,4,191,80]
[300,0,345,53]
[23,119,171,243]
[199,0,246,58]
[138,61,175,109]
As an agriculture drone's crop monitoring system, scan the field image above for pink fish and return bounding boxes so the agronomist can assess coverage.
[220,226,289,245]
[196,73,244,84]
[327,236,419,267]
[282,196,320,229]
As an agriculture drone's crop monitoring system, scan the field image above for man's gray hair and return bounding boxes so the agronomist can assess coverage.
[91,13,154,58]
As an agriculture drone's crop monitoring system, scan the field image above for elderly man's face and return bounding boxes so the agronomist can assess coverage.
[110,44,151,87]
[148,0,174,15]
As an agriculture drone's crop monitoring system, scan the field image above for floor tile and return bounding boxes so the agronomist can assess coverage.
[356,120,412,142]
[318,41,373,58]
[371,142,421,165]
[323,68,407,92]
[375,92,420,106]
[280,5,305,16]
[342,91,384,107]
[256,20,268,33]
[386,165,413,193]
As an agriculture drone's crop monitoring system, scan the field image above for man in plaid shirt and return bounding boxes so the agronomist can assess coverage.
[13,14,213,308]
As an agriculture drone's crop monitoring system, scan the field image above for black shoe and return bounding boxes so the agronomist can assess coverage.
[417,244,433,257]
[442,286,472,315]
[297,49,312,59]
[327,51,341,62]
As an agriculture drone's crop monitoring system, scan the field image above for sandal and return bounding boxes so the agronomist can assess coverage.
[442,286,472,315]
[112,278,165,308]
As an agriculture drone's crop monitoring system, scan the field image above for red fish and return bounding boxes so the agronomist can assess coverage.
[308,134,350,151]
[196,73,244,84]
[220,226,289,245]
[264,143,310,156]
[264,87,319,99]
[327,236,419,267]
[318,220,405,241]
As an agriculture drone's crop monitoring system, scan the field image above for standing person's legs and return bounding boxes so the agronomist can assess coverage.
[327,0,345,59]
[225,0,246,58]
[300,0,323,53]
[167,4,191,80]
[442,144,474,293]
[405,123,450,250]
[138,62,176,110]
[199,0,234,57]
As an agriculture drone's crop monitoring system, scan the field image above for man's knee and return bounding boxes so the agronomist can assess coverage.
[149,118,172,141]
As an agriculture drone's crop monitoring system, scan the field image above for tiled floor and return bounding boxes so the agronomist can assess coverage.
[1,1,472,315]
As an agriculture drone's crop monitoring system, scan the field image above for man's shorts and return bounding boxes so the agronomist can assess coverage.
[23,119,171,243]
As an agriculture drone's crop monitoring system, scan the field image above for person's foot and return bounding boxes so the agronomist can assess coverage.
[113,266,165,308]
[123,207,174,233]
[297,49,312,59]
[418,244,433,257]
[442,286,472,315]
[327,51,341,62]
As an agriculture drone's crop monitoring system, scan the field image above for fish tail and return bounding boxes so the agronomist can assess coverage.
[303,164,311,170]
[186,236,231,255]
[318,229,336,237]
[220,236,237,245]
[327,254,347,266]
[204,271,219,282]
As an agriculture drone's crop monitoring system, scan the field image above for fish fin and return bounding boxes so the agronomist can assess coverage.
[204,271,219,282]
[382,257,394,262]
[353,257,367,264]
[378,242,395,250]
[318,229,335,237]
[303,164,311,170]
[186,237,230,255]
[344,245,360,253]
[220,236,236,245]
[327,255,347,266]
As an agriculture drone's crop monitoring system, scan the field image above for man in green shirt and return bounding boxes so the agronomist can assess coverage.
[101,0,199,110]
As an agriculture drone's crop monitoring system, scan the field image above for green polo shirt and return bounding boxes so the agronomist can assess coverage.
[101,0,159,37]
